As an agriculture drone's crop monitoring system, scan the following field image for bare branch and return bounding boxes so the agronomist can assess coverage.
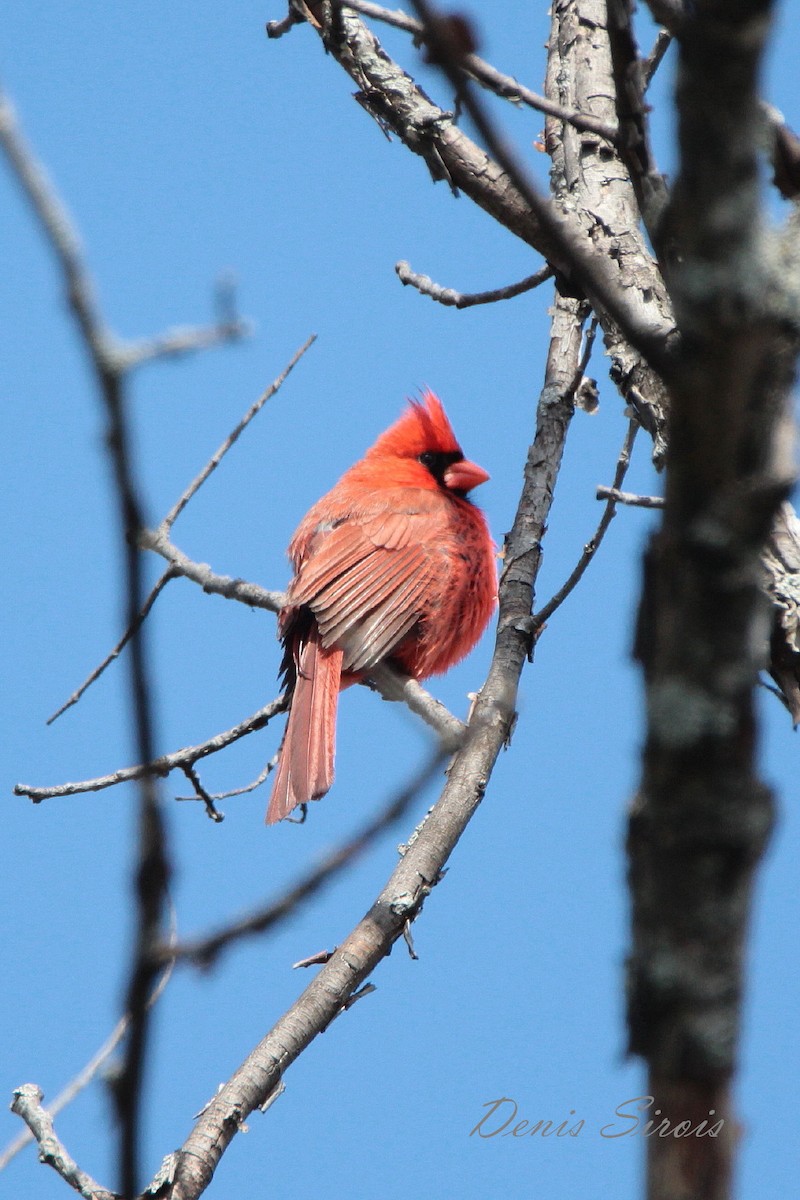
[606,0,670,240]
[596,485,664,508]
[533,419,639,629]
[366,663,466,749]
[47,569,179,726]
[628,3,798,1196]
[642,29,673,89]
[542,0,673,460]
[3,1030,129,1174]
[162,334,317,532]
[18,663,465,803]
[15,696,289,803]
[293,948,334,969]
[123,530,468,743]
[282,3,676,370]
[335,0,622,141]
[0,88,249,380]
[265,7,304,37]
[19,573,465,806]
[161,750,446,968]
[137,527,287,611]
[175,757,276,804]
[763,503,800,725]
[403,0,676,371]
[395,259,553,308]
[117,319,251,371]
[11,1085,118,1200]
[178,764,225,823]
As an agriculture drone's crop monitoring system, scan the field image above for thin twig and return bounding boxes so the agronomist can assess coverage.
[395,260,553,307]
[340,983,377,1012]
[596,485,664,508]
[160,750,446,968]
[568,315,599,398]
[533,419,639,629]
[47,569,179,725]
[175,757,276,803]
[329,0,622,142]
[265,7,304,37]
[15,668,465,802]
[642,29,673,89]
[10,1086,117,1200]
[117,319,251,371]
[137,528,287,611]
[366,663,466,750]
[179,764,224,823]
[0,91,247,376]
[606,0,669,243]
[14,696,289,803]
[162,334,317,532]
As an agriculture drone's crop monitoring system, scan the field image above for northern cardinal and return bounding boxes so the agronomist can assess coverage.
[266,390,496,824]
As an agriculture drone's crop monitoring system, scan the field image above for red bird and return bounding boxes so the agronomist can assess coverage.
[266,391,496,824]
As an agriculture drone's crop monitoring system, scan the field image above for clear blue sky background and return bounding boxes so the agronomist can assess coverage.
[3,4,799,1198]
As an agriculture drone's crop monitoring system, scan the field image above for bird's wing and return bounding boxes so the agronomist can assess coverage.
[287,508,442,672]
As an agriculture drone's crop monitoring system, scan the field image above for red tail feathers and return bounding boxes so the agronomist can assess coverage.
[266,627,344,824]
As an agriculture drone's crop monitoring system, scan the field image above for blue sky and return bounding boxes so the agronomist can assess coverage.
[2,3,799,1198]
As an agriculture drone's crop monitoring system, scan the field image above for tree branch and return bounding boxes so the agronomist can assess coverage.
[15,697,290,803]
[606,0,670,241]
[642,30,673,89]
[16,666,465,803]
[116,319,250,371]
[175,757,275,804]
[271,0,622,141]
[405,0,676,371]
[135,534,467,744]
[533,418,639,629]
[47,569,179,726]
[763,502,800,725]
[137,528,287,610]
[44,335,315,732]
[161,334,317,532]
[365,663,466,749]
[10,1085,117,1200]
[395,259,553,307]
[596,485,664,508]
[629,4,797,1198]
[277,1,677,370]
[542,0,673,461]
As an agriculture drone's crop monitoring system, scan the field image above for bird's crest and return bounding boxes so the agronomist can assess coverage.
[367,390,462,460]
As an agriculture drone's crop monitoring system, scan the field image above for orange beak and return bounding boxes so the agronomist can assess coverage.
[444,458,490,493]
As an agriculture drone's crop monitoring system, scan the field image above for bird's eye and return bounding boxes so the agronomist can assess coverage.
[418,451,437,468]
